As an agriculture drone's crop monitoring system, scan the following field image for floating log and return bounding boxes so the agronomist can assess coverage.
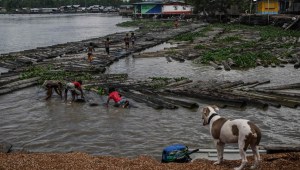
[221,60,231,71]
[295,62,300,69]
[254,89,300,98]
[165,56,172,62]
[271,63,276,67]
[209,61,222,70]
[261,83,300,90]
[262,145,300,154]
[0,79,39,95]
[168,90,246,108]
[0,77,40,89]
[218,80,244,89]
[138,90,199,109]
[227,58,236,67]
[125,91,178,109]
[161,97,199,109]
[231,90,299,108]
[248,80,270,88]
[166,79,193,87]
[256,59,262,66]
[171,56,185,62]
[121,91,164,110]
[0,75,20,86]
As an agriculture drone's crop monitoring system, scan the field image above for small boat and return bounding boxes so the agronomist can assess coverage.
[190,148,267,161]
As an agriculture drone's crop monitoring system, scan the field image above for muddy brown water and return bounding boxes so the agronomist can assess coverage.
[1,52,300,159]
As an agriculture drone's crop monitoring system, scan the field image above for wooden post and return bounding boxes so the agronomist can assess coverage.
[268,0,270,23]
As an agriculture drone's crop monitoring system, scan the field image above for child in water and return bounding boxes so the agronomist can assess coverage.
[106,87,129,108]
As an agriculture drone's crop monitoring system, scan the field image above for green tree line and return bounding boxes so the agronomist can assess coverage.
[0,0,125,9]
[0,0,251,14]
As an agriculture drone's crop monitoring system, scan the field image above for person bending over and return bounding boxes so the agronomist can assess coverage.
[42,80,63,100]
[106,87,129,108]
[64,80,84,102]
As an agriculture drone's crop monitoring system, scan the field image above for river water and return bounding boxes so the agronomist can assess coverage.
[0,15,300,159]
[0,13,133,54]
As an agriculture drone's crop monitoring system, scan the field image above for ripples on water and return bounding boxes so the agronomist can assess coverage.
[1,56,299,158]
[0,13,133,54]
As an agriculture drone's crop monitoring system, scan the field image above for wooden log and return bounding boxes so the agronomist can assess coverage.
[231,90,299,108]
[260,83,300,90]
[227,58,236,67]
[168,90,246,108]
[138,90,199,109]
[171,56,185,62]
[295,62,300,69]
[166,79,193,87]
[209,61,222,70]
[124,91,178,109]
[254,89,300,98]
[256,59,262,66]
[271,63,277,67]
[165,56,172,62]
[277,58,289,64]
[221,60,231,71]
[0,75,20,86]
[218,80,244,89]
[262,144,300,154]
[121,92,164,110]
[0,77,40,89]
[247,80,270,88]
[0,81,38,95]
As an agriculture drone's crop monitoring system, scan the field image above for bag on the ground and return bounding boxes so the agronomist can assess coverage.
[161,144,199,163]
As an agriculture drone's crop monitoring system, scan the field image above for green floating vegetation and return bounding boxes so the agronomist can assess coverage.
[218,35,241,43]
[117,20,174,29]
[174,25,212,42]
[174,31,205,41]
[194,44,206,49]
[213,23,300,40]
[201,48,279,68]
[21,65,92,84]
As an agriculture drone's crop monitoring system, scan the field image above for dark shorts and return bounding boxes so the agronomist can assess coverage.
[125,42,129,46]
[106,47,109,54]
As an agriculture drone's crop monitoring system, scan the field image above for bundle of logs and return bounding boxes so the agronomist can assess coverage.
[166,79,300,109]
[84,76,299,110]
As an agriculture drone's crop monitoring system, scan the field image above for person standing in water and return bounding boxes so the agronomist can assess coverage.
[130,32,136,48]
[105,37,110,56]
[87,42,95,63]
[124,33,130,50]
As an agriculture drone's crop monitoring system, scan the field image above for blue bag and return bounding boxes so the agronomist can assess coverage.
[161,144,199,163]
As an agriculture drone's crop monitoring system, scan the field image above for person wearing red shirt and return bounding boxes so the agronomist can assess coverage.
[106,87,129,108]
[65,80,84,102]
